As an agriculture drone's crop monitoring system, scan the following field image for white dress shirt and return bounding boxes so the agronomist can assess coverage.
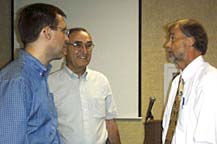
[48,66,118,144]
[162,56,217,144]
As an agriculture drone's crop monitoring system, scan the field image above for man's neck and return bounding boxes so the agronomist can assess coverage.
[25,45,49,67]
[66,64,86,78]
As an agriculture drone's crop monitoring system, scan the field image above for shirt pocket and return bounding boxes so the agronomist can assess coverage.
[93,97,106,118]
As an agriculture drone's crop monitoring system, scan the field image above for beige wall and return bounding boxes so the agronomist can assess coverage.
[117,0,217,143]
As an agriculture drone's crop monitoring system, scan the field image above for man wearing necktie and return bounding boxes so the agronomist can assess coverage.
[162,19,217,144]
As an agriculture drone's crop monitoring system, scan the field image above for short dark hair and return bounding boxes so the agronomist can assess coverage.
[18,3,66,45]
[68,27,90,36]
[168,19,208,55]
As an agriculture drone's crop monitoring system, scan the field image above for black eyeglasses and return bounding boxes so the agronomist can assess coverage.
[49,25,70,36]
[65,41,94,51]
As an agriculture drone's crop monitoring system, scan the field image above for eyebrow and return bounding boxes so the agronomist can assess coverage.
[73,40,93,43]
[60,24,67,29]
[62,26,67,30]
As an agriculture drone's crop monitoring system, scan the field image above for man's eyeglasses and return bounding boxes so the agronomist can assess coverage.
[50,25,70,36]
[169,34,186,43]
[65,41,94,51]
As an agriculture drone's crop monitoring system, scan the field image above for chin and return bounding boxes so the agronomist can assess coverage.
[56,57,63,60]
[53,55,64,60]
[168,56,175,63]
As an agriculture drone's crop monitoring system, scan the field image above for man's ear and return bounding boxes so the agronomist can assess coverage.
[187,36,195,47]
[41,26,52,40]
[63,45,68,55]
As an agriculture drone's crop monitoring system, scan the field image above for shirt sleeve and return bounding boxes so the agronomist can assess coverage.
[104,78,118,120]
[193,75,217,144]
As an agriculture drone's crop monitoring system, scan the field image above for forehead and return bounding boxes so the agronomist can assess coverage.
[69,31,92,40]
[169,25,184,36]
[56,14,67,27]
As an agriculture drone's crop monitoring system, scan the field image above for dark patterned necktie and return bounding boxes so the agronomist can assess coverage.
[165,76,184,144]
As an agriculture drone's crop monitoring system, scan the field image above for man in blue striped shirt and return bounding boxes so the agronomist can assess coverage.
[0,3,69,144]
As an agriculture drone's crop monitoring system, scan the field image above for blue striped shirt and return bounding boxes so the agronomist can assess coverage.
[0,49,62,144]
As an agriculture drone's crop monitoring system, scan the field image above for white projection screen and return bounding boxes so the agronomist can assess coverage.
[14,0,140,118]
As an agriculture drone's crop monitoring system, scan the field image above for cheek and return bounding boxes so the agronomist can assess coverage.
[172,42,181,51]
[65,49,75,58]
[57,34,65,43]
[88,53,92,60]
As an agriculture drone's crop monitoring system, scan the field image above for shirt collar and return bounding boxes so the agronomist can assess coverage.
[19,49,51,77]
[64,65,89,80]
[181,56,205,82]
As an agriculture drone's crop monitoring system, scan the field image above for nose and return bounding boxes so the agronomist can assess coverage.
[164,39,171,50]
[81,45,88,53]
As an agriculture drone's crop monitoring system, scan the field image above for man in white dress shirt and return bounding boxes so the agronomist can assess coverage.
[48,27,121,144]
[162,19,217,144]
